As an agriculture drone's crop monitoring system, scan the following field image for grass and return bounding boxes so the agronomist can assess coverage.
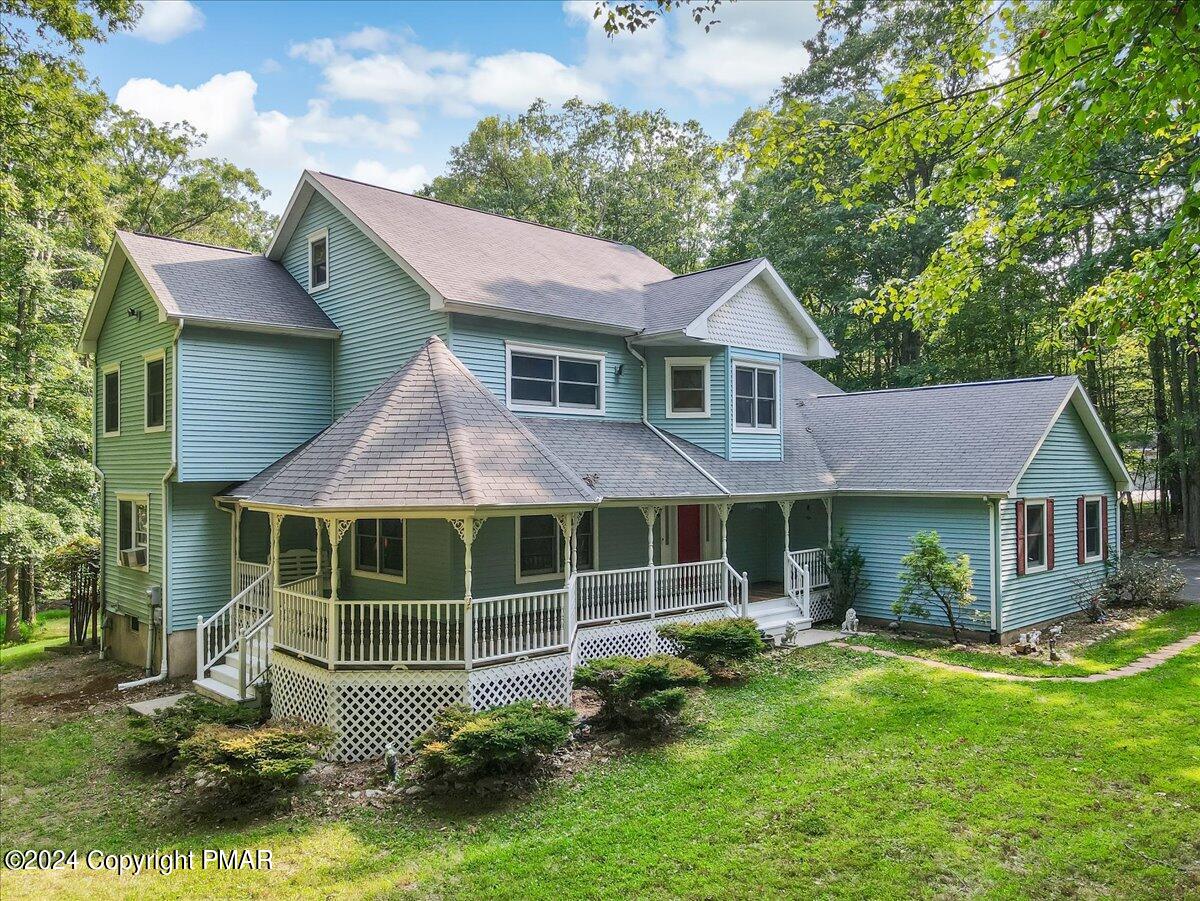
[2,611,1198,899]
[0,609,71,673]
[844,605,1200,678]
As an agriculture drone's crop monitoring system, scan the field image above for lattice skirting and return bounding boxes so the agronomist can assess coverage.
[810,591,834,623]
[575,608,730,664]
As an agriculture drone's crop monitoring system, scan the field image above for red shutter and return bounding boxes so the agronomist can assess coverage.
[1077,496,1086,565]
[1101,495,1109,560]
[1046,498,1055,570]
[1015,500,1026,576]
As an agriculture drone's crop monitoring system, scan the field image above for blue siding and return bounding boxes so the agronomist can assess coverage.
[728,347,783,462]
[647,346,728,455]
[833,496,994,629]
[178,327,332,481]
[281,193,449,415]
[168,483,231,631]
[449,314,642,421]
[1000,405,1118,632]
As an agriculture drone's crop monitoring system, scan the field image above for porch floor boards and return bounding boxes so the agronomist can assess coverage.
[749,581,787,603]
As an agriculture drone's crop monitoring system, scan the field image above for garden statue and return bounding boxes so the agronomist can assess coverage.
[841,607,859,634]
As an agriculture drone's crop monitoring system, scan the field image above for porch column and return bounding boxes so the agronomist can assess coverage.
[230,505,243,595]
[714,503,733,561]
[314,517,323,579]
[449,516,487,670]
[639,506,661,614]
[825,497,833,545]
[552,512,580,584]
[324,517,350,670]
[268,512,283,591]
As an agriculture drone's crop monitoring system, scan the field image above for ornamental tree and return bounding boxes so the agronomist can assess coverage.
[893,530,977,642]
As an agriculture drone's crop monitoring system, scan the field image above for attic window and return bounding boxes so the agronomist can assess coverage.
[733,363,778,432]
[506,343,604,415]
[103,364,120,436]
[308,229,328,292]
[666,357,710,418]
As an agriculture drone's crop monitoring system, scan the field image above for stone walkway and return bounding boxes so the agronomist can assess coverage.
[831,630,1200,683]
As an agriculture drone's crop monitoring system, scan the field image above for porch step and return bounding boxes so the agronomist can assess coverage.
[209,662,242,690]
[745,597,813,644]
[191,676,244,704]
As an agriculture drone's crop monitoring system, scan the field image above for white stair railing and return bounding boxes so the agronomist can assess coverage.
[789,548,829,589]
[721,560,749,617]
[237,613,273,699]
[785,554,812,620]
[196,570,272,681]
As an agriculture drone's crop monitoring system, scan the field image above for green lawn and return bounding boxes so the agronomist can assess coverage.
[844,605,1200,678]
[0,609,71,673]
[2,614,1198,899]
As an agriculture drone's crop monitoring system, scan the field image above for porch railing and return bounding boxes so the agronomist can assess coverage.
[337,600,465,666]
[785,554,811,621]
[473,588,570,665]
[197,569,272,683]
[237,613,273,698]
[789,548,829,589]
[234,559,270,595]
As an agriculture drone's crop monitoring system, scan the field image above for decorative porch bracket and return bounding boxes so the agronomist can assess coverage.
[777,499,795,556]
[448,516,488,671]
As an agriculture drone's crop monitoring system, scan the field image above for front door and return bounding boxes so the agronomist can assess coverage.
[676,505,703,564]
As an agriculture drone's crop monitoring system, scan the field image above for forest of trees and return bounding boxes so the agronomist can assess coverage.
[2,0,1197,637]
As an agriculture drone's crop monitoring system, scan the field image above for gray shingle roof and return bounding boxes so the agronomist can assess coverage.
[228,336,599,510]
[118,231,337,333]
[640,259,764,334]
[309,172,674,331]
[802,376,1078,494]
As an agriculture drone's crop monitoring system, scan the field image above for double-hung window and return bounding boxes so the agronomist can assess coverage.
[666,357,710,418]
[734,363,778,431]
[103,364,120,436]
[144,352,165,431]
[507,344,603,413]
[354,518,406,581]
[308,229,329,292]
[1083,497,1103,562]
[118,496,149,569]
[516,511,596,581]
[1024,499,1047,572]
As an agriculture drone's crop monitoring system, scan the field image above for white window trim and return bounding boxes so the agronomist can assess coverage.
[351,518,408,584]
[143,350,166,433]
[513,512,599,584]
[102,362,121,437]
[1024,498,1048,574]
[504,341,606,417]
[731,360,781,434]
[1082,495,1105,563]
[116,492,149,571]
[665,356,711,419]
[307,228,329,293]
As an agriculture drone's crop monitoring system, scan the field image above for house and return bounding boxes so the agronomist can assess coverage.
[79,170,1130,760]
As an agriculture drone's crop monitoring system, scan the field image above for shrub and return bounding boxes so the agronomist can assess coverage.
[128,695,260,768]
[892,531,979,643]
[574,654,708,732]
[179,721,331,796]
[656,618,765,673]
[1096,556,1186,609]
[413,702,576,780]
[827,530,868,623]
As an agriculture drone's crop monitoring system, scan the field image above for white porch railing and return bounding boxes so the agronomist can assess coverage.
[575,565,651,624]
[197,570,272,683]
[785,554,812,621]
[337,600,466,666]
[473,588,570,665]
[274,585,331,662]
[237,613,272,698]
[655,559,726,614]
[234,559,269,595]
[789,548,829,589]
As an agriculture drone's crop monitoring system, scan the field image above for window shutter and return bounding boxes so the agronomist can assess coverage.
[1046,498,1055,570]
[1015,500,1026,576]
[1101,495,1109,560]
[1077,496,1086,565]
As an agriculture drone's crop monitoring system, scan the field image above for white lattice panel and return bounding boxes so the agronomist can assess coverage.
[575,609,730,664]
[272,656,330,728]
[810,591,834,623]
[334,670,467,762]
[469,654,572,709]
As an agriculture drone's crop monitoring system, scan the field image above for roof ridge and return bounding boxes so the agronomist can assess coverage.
[314,170,647,253]
[119,229,254,255]
[816,374,1064,399]
[653,257,763,285]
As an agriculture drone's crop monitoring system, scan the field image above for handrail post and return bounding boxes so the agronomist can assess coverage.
[741,571,749,617]
[721,558,729,608]
[803,565,811,619]
[237,632,247,699]
[463,600,473,671]
[647,564,656,619]
[196,614,205,678]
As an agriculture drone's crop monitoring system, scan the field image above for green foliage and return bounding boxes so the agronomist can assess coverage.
[574,654,708,732]
[179,721,331,796]
[655,617,765,673]
[893,530,977,642]
[827,530,868,622]
[128,695,260,768]
[422,98,724,272]
[1097,557,1186,611]
[413,702,576,780]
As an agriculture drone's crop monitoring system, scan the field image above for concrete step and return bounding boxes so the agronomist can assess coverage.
[747,598,796,617]
[209,662,241,690]
[757,611,813,632]
[192,676,244,704]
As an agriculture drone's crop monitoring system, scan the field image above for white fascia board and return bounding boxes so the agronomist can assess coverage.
[1005,380,1131,496]
[266,171,446,309]
[173,316,341,340]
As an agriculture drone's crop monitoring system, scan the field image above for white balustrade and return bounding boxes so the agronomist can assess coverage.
[336,600,466,666]
[234,559,269,595]
[197,570,272,680]
[655,560,725,614]
[575,566,652,624]
[786,555,812,620]
[273,585,330,663]
[789,548,829,588]
[473,588,570,664]
[238,614,273,697]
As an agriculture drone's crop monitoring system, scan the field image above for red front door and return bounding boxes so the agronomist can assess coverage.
[677,505,703,563]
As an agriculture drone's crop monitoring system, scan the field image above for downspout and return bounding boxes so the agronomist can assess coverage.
[989,497,1002,643]
[624,339,731,496]
[89,354,108,659]
[119,320,182,689]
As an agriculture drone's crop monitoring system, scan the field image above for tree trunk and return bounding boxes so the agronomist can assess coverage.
[4,566,20,642]
[18,564,35,623]
[1166,340,1193,549]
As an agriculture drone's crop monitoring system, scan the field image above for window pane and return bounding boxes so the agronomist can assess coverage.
[559,382,598,407]
[576,511,594,570]
[735,397,754,425]
[757,398,776,429]
[310,237,327,286]
[380,520,404,575]
[559,358,598,385]
[511,354,553,380]
[105,371,120,433]
[1026,505,1045,565]
[672,366,704,391]
[520,515,559,576]
[145,359,164,428]
[672,389,705,412]
[119,500,132,551]
[511,377,554,403]
[1085,501,1101,556]
[735,367,754,397]
[756,369,776,398]
[356,519,377,571]
[135,503,148,550]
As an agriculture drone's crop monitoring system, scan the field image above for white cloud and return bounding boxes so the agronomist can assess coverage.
[260,58,282,75]
[467,51,605,108]
[349,160,430,193]
[133,0,205,44]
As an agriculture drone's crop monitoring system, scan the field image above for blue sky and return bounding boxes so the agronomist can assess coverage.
[88,1,820,212]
